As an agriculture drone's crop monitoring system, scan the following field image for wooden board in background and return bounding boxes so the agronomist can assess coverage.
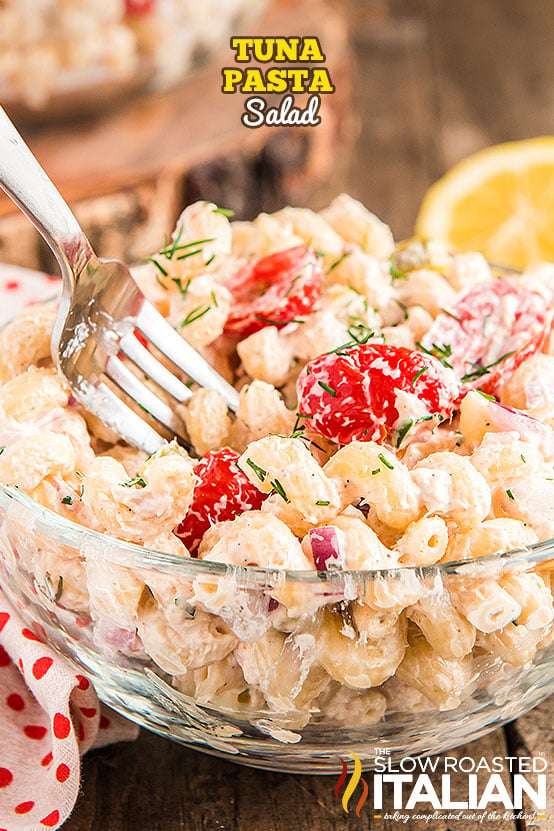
[0,0,352,272]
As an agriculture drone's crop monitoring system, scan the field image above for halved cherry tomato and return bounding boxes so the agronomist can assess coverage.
[296,343,458,446]
[420,280,550,395]
[175,448,266,553]
[224,245,322,337]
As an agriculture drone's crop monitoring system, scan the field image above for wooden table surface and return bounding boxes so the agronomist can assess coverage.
[65,1,554,829]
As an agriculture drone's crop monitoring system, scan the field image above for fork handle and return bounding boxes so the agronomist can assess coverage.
[0,107,95,283]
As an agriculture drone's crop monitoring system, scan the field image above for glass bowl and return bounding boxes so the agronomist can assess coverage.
[0,484,552,774]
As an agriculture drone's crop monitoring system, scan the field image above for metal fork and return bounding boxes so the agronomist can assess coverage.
[0,107,239,455]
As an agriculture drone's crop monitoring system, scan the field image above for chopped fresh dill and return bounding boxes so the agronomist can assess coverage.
[393,298,409,320]
[440,308,462,323]
[159,236,215,259]
[475,389,496,401]
[61,495,73,505]
[317,381,337,397]
[389,260,408,280]
[178,306,211,328]
[506,489,515,500]
[327,252,350,273]
[396,419,414,448]
[271,478,290,503]
[309,439,327,452]
[316,499,330,506]
[171,277,191,296]
[461,352,515,383]
[160,226,183,260]
[286,429,305,440]
[123,476,147,488]
[378,453,394,470]
[416,341,453,369]
[254,315,304,325]
[284,274,303,297]
[246,458,267,482]
[147,257,169,278]
[213,207,235,217]
[176,248,203,261]
[411,366,429,386]
[347,322,373,344]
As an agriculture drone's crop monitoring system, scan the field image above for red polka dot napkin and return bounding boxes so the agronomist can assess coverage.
[0,589,139,831]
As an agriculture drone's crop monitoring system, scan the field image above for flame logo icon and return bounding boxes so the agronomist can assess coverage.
[334,752,368,817]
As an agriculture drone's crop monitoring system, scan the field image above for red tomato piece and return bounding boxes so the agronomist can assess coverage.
[224,245,323,336]
[420,280,551,395]
[296,344,458,446]
[125,0,155,13]
[175,448,266,553]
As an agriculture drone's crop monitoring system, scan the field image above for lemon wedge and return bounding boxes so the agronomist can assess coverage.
[415,137,554,269]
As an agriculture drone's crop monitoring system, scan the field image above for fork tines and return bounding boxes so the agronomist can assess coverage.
[102,299,239,454]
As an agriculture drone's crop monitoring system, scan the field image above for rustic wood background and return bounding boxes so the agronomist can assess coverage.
[28,0,554,828]
[335,0,554,241]
[66,697,554,831]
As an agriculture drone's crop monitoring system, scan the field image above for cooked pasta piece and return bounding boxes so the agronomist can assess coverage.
[394,516,449,566]
[396,268,457,318]
[476,622,549,667]
[173,655,265,712]
[407,586,476,659]
[316,605,407,688]
[319,193,394,259]
[0,432,77,490]
[315,682,387,725]
[324,441,421,530]
[396,632,476,710]
[445,518,538,562]
[411,452,491,529]
[0,367,68,421]
[82,444,196,542]
[236,629,329,711]
[237,435,344,524]
[500,569,554,631]
[137,591,237,675]
[447,575,521,633]
[0,303,56,381]
[271,206,344,267]
[182,387,231,456]
[231,380,296,449]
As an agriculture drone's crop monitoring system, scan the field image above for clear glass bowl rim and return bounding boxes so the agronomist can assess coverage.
[2,483,554,587]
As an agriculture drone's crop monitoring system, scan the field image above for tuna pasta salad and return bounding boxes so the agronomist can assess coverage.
[0,194,553,731]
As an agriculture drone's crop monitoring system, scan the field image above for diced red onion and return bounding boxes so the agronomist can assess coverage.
[309,526,345,571]
[486,399,554,456]
[94,616,140,653]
